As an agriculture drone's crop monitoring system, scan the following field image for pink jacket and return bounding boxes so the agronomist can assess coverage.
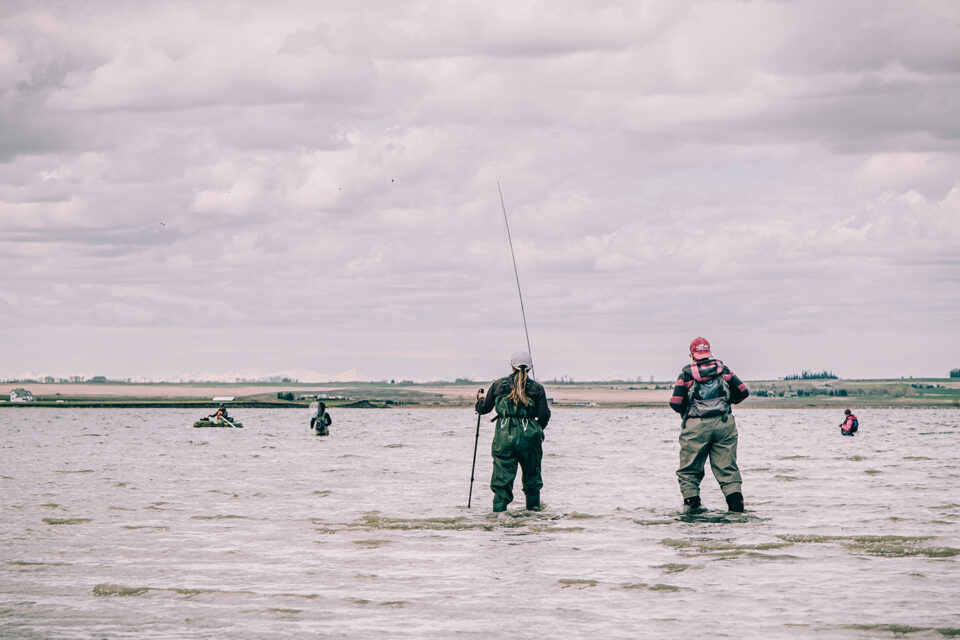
[841,414,858,432]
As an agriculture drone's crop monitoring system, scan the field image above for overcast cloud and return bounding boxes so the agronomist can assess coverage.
[1,0,958,383]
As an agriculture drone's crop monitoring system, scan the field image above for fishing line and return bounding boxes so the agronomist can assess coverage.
[497,182,535,379]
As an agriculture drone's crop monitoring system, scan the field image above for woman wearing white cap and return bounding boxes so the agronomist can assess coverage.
[475,351,551,512]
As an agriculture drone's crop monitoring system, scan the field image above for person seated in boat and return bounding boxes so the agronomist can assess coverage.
[839,409,858,436]
[311,402,332,436]
[209,404,230,423]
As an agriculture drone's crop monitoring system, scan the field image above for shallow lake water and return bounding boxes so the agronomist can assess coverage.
[2,407,959,639]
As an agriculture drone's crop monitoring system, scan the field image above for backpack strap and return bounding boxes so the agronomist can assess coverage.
[690,362,702,382]
[690,360,722,382]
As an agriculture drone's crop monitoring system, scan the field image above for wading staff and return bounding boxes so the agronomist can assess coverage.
[467,388,484,508]
[498,182,535,379]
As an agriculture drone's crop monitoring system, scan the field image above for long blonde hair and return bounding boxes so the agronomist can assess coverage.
[507,367,529,406]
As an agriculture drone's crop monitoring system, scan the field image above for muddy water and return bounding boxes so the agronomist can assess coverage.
[2,408,958,639]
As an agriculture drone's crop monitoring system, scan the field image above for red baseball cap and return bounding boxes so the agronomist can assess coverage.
[689,337,713,360]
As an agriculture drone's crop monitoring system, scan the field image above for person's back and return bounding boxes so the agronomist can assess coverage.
[488,377,548,422]
[682,358,733,419]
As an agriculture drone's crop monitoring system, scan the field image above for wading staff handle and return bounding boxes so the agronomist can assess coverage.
[468,388,484,508]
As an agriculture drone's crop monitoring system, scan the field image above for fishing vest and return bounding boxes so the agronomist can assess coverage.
[686,361,730,418]
[494,391,537,424]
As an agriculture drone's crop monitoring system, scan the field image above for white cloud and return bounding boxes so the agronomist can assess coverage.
[1,0,959,381]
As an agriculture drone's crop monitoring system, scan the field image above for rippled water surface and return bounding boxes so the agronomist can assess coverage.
[2,407,959,639]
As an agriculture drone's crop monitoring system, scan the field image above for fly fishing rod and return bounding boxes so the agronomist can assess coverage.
[466,185,536,509]
[497,182,535,379]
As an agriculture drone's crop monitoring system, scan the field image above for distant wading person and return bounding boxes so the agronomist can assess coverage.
[209,404,230,423]
[839,409,858,436]
[669,337,750,513]
[311,402,332,436]
[475,351,551,512]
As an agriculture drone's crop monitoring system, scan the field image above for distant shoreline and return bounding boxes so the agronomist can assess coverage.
[2,379,958,409]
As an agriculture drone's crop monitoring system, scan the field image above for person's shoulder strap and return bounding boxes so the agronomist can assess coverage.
[690,362,703,382]
[690,360,723,382]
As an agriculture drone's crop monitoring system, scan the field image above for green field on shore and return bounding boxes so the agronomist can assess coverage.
[2,378,959,409]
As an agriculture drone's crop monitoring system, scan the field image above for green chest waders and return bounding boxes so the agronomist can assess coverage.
[490,395,544,510]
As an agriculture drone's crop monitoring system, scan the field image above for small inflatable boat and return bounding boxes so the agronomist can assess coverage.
[193,418,243,428]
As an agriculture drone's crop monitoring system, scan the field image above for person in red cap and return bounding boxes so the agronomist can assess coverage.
[669,337,750,513]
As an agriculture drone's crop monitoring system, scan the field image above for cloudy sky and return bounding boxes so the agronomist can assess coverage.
[1,0,958,383]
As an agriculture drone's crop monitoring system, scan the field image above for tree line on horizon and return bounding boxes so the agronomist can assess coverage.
[783,370,838,380]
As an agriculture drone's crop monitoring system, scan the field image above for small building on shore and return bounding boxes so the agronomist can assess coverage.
[10,388,35,402]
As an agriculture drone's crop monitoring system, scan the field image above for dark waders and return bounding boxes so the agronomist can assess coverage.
[677,414,742,500]
[491,395,543,511]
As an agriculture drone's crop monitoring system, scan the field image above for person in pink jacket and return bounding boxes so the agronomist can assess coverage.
[839,409,859,436]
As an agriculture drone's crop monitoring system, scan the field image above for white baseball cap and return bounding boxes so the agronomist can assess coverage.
[510,351,533,369]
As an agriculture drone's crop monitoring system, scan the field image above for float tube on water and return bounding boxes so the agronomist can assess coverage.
[193,418,243,428]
